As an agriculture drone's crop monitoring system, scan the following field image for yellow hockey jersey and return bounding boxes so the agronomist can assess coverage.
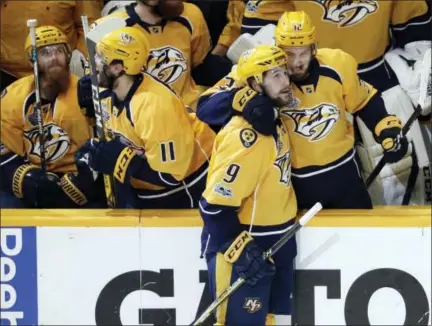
[0,0,103,78]
[280,48,376,171]
[0,74,92,173]
[93,2,212,109]
[100,73,215,191]
[203,116,297,228]
[242,0,430,68]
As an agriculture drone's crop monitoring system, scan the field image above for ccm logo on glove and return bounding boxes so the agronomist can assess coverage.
[114,147,137,183]
[224,231,253,263]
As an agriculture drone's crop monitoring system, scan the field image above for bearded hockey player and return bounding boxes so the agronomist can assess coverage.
[198,11,410,209]
[0,26,101,208]
[76,27,215,208]
[228,0,432,205]
[87,0,232,109]
[200,45,297,325]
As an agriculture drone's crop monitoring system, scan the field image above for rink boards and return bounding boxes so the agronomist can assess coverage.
[1,207,431,326]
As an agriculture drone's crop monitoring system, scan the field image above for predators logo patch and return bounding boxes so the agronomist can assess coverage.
[24,123,70,163]
[274,150,292,187]
[281,104,340,142]
[240,128,257,148]
[312,0,378,27]
[147,46,187,84]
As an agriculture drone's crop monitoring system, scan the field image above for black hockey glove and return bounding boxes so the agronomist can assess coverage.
[374,115,409,163]
[220,231,275,286]
[60,151,99,207]
[232,87,279,136]
[12,164,61,208]
[76,138,142,184]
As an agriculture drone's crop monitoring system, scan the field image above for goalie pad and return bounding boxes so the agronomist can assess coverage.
[69,49,87,78]
[384,41,431,116]
[227,24,276,64]
[356,86,432,205]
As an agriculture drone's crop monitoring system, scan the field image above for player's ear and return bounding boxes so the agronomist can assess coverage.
[248,78,263,94]
[110,61,125,75]
[311,44,317,56]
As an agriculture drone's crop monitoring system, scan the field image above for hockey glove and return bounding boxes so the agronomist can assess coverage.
[220,231,275,287]
[232,87,279,136]
[61,152,99,207]
[76,138,141,184]
[77,75,95,119]
[12,164,61,208]
[374,115,409,163]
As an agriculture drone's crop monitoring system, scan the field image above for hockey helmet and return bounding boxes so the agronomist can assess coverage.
[275,11,316,47]
[96,26,149,75]
[25,25,70,58]
[237,45,288,84]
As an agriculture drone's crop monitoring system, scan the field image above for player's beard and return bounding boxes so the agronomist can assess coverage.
[98,66,117,89]
[265,86,294,107]
[290,59,313,82]
[39,61,70,101]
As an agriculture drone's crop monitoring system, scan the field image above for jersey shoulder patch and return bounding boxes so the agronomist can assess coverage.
[1,88,6,99]
[239,128,258,148]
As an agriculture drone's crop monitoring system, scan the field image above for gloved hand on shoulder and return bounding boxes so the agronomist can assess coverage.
[232,86,279,136]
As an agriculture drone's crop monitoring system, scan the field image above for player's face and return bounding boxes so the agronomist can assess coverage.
[37,44,70,92]
[261,65,293,106]
[95,52,118,89]
[281,45,313,81]
[37,44,69,75]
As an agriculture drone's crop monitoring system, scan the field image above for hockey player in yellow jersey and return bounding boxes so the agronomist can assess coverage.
[0,26,102,209]
[86,0,232,109]
[76,27,215,208]
[198,11,409,209]
[229,1,432,205]
[275,11,410,208]
[200,45,297,325]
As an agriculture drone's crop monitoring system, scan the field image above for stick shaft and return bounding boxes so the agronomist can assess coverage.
[27,19,46,174]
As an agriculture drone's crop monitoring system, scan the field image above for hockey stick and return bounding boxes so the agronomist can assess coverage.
[366,104,424,188]
[27,19,47,175]
[81,16,118,208]
[190,202,323,326]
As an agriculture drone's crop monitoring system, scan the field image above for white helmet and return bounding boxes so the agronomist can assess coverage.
[101,1,136,17]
